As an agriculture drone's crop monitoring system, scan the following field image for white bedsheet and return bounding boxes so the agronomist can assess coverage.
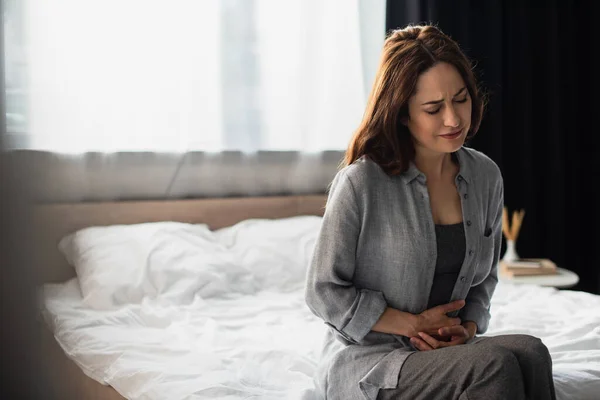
[40,217,600,400]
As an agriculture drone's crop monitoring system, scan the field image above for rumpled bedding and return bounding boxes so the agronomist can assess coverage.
[40,216,600,399]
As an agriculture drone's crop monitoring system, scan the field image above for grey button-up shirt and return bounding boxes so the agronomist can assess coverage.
[305,146,504,400]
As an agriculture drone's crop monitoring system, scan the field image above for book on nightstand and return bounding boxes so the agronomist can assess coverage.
[499,258,558,278]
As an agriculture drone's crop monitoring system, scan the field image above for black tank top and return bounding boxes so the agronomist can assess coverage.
[427,222,466,309]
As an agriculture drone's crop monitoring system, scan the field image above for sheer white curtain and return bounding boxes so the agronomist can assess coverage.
[7,0,381,153]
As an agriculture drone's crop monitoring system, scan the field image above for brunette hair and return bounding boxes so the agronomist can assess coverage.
[342,24,485,175]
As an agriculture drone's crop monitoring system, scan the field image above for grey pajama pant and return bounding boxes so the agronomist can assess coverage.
[377,334,556,400]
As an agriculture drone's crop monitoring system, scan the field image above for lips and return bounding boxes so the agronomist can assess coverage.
[440,129,462,138]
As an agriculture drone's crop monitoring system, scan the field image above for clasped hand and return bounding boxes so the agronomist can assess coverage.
[410,299,473,351]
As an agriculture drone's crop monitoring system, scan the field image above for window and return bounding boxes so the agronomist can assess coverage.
[4,0,383,153]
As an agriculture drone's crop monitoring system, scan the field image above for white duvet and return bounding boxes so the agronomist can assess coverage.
[40,216,600,400]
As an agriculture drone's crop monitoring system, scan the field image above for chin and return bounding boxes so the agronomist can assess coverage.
[450,141,465,152]
[417,138,464,155]
[436,141,463,154]
[446,137,466,151]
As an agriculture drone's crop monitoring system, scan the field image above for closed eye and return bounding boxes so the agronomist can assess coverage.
[425,96,468,114]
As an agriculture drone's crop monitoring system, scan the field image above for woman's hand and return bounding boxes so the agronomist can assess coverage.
[410,321,476,351]
[415,299,465,337]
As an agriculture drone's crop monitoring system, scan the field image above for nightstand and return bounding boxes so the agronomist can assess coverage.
[499,267,579,289]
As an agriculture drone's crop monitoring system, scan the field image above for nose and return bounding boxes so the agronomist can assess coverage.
[444,105,461,128]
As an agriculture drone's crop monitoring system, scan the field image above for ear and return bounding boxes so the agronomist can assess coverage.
[400,116,409,126]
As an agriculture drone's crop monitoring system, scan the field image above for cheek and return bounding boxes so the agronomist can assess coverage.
[460,103,472,127]
[410,114,440,137]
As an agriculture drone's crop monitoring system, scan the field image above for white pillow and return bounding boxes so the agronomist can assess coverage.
[58,221,219,309]
[58,216,322,309]
[213,215,322,291]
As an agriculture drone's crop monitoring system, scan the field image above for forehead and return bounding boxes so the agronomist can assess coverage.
[413,62,466,100]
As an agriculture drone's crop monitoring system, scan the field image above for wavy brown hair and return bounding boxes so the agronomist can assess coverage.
[342,24,486,175]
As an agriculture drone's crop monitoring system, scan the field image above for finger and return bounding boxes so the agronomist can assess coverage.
[438,325,469,337]
[430,334,452,342]
[418,332,441,349]
[446,337,469,346]
[438,299,465,313]
[435,335,469,348]
[410,337,433,351]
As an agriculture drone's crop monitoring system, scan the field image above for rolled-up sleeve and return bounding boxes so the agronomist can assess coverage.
[304,170,387,344]
[460,169,504,334]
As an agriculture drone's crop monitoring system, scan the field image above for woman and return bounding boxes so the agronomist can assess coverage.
[304,24,556,400]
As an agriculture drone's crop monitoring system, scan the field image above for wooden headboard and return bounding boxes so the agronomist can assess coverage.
[33,194,327,284]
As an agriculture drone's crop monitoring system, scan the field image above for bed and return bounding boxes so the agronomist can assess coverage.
[35,195,600,400]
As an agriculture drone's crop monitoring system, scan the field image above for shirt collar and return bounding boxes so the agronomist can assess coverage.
[401,147,471,185]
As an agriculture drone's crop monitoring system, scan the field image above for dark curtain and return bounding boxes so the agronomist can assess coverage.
[386,0,600,294]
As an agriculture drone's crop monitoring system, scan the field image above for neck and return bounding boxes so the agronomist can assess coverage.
[413,149,456,182]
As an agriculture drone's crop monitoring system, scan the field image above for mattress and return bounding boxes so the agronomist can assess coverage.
[39,217,600,399]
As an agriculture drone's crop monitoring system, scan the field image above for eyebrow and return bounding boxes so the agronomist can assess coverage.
[421,87,467,106]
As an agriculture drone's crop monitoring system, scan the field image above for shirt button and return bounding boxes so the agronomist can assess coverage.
[466,220,472,226]
[463,193,469,199]
[458,176,463,181]
[469,250,474,256]
[460,276,466,282]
